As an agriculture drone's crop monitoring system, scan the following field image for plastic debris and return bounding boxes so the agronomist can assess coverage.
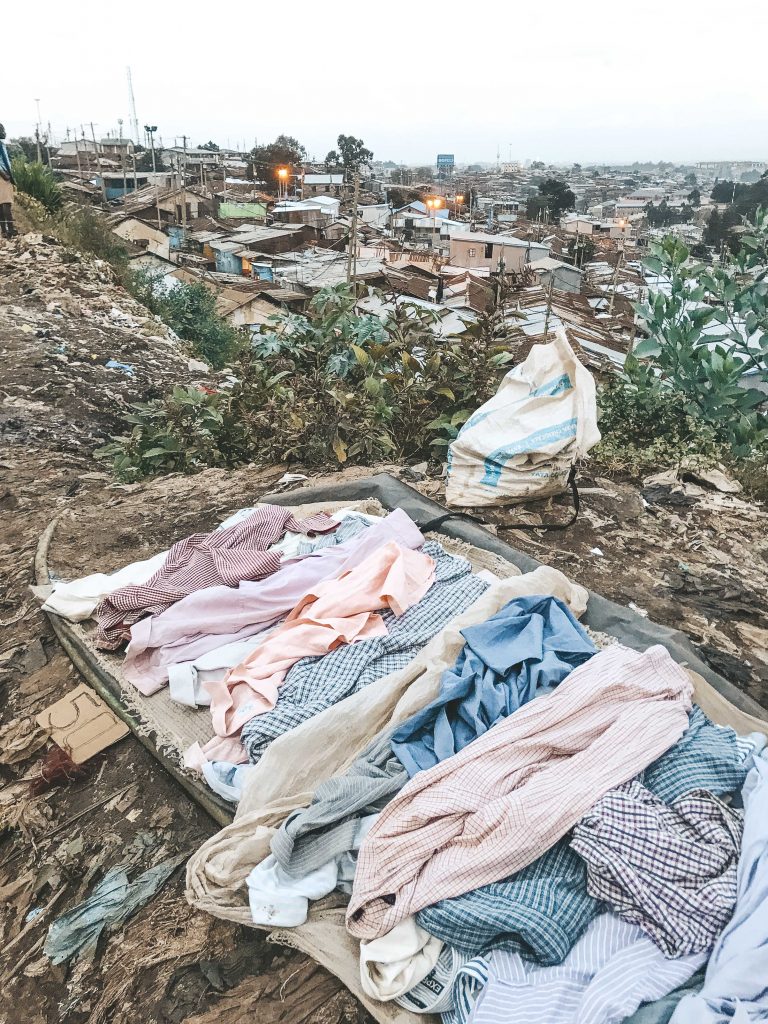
[44,856,184,964]
[104,359,135,376]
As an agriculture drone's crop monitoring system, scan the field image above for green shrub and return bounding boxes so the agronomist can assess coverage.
[99,283,515,479]
[125,271,244,369]
[11,158,63,213]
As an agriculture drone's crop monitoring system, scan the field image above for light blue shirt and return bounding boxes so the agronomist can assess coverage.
[670,754,768,1024]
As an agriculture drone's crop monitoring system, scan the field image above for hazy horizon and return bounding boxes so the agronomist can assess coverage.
[3,0,766,166]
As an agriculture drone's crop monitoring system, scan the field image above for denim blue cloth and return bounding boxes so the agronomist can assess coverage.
[391,595,596,778]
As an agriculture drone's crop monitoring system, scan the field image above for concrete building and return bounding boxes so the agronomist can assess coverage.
[303,173,345,197]
[449,232,550,272]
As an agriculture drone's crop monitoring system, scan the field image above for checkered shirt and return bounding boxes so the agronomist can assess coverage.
[571,780,743,957]
[241,542,487,765]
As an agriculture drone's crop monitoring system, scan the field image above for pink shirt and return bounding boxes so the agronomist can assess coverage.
[123,509,425,695]
[346,644,693,941]
[205,541,436,742]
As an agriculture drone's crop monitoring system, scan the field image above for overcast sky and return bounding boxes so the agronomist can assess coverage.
[3,0,766,165]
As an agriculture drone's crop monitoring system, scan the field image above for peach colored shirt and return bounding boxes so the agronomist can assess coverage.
[205,542,436,743]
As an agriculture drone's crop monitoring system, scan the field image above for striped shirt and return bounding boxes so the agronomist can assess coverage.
[347,644,693,940]
[446,914,706,1024]
[95,506,339,649]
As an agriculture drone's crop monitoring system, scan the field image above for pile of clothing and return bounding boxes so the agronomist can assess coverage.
[44,502,768,1023]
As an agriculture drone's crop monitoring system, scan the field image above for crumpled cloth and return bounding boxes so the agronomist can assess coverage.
[347,644,693,941]
[95,505,338,649]
[44,857,183,964]
[571,780,743,957]
[391,593,596,777]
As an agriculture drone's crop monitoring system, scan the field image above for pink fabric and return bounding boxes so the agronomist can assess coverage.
[192,543,436,766]
[95,506,338,650]
[123,509,425,695]
[346,644,693,940]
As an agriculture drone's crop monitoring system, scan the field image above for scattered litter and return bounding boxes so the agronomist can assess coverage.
[35,684,129,764]
[187,358,210,373]
[628,601,649,618]
[683,466,742,494]
[104,359,135,376]
[0,716,48,766]
[29,744,89,795]
[590,547,604,557]
[25,907,44,923]
[43,855,185,965]
[277,473,309,485]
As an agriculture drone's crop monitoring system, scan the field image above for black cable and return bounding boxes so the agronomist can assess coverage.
[418,465,580,533]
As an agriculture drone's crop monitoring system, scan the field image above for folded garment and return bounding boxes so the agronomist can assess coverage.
[197,541,436,762]
[394,944,472,1015]
[446,914,706,1024]
[572,781,743,957]
[96,505,339,650]
[360,917,444,1003]
[241,542,486,767]
[347,644,693,941]
[201,761,256,803]
[417,704,755,963]
[670,755,768,1023]
[391,594,596,777]
[247,815,377,928]
[124,511,420,693]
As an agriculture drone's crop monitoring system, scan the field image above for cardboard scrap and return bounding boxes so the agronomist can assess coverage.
[35,684,129,764]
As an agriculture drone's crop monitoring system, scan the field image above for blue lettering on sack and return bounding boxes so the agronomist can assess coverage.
[456,373,573,439]
[480,417,579,487]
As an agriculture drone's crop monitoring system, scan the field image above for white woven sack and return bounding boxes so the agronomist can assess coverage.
[446,329,600,507]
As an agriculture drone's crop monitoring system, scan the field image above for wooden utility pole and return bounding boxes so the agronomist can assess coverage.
[74,135,83,180]
[90,122,107,203]
[346,171,360,284]
[543,274,555,337]
[608,245,625,314]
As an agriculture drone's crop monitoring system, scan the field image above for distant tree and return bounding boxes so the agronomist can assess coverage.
[9,137,37,161]
[466,163,483,172]
[199,140,220,151]
[703,204,743,253]
[645,200,694,227]
[530,160,545,170]
[688,187,701,206]
[250,134,307,189]
[324,149,340,168]
[413,166,434,181]
[135,149,167,172]
[684,172,697,187]
[710,179,750,204]
[740,169,761,183]
[526,178,576,221]
[336,134,373,175]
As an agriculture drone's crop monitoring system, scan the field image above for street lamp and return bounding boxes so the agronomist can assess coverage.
[455,193,464,218]
[144,125,160,230]
[425,196,444,248]
[277,166,289,200]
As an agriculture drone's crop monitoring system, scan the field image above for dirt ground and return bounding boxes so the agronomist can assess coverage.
[2,232,767,1024]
